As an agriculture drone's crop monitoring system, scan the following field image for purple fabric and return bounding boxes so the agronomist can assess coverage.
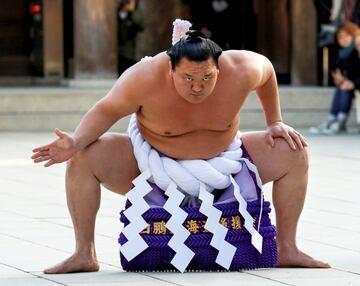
[118,143,278,271]
[119,200,277,271]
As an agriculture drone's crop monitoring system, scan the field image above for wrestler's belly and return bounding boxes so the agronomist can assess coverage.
[138,123,239,160]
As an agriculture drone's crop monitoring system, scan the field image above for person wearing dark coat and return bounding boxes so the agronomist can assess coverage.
[310,22,358,134]
[117,0,144,75]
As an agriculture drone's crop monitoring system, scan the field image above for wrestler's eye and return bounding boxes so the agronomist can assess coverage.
[203,76,210,81]
[185,76,193,82]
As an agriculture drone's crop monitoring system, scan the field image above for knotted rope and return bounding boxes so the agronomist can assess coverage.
[128,114,244,196]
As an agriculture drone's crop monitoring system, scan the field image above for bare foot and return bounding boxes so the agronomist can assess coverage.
[277,246,331,268]
[43,253,100,274]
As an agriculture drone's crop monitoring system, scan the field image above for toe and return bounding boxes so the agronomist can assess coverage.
[43,266,60,274]
[314,260,331,268]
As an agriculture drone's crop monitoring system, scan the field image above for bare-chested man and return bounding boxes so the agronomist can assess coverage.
[32,30,330,274]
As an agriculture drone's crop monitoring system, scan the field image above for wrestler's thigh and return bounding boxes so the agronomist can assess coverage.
[82,133,139,195]
[241,131,308,184]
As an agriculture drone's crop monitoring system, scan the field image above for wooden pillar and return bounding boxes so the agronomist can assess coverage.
[257,0,290,75]
[73,0,117,79]
[136,0,182,58]
[43,0,64,78]
[290,0,317,85]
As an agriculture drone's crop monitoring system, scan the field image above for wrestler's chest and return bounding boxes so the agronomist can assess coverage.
[141,93,243,135]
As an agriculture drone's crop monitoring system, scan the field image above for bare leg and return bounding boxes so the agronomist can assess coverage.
[242,131,330,268]
[44,134,139,274]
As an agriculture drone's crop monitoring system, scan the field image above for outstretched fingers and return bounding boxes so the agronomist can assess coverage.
[33,155,51,164]
[32,145,50,153]
[44,159,56,168]
[31,150,50,160]
[55,128,67,139]
[32,128,63,153]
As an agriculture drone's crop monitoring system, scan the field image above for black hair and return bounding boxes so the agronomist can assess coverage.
[166,30,223,70]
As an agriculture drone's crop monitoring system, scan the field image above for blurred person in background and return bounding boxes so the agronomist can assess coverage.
[311,21,358,134]
[342,28,360,132]
[181,0,242,49]
[117,0,144,75]
[315,0,360,85]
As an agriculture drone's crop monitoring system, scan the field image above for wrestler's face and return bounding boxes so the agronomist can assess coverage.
[170,57,219,104]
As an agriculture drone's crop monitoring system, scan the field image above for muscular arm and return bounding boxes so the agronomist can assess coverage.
[253,54,283,126]
[230,51,282,126]
[72,66,143,151]
[234,51,306,150]
[32,58,164,167]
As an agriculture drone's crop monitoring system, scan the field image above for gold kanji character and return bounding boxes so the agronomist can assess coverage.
[231,216,241,230]
[219,217,228,227]
[153,221,167,235]
[140,224,150,234]
[186,220,200,234]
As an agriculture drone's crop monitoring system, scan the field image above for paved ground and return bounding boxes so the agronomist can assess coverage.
[0,131,359,286]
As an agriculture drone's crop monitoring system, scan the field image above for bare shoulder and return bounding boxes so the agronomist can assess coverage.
[107,52,167,100]
[222,50,271,69]
[220,50,273,89]
[113,52,167,94]
[95,52,168,118]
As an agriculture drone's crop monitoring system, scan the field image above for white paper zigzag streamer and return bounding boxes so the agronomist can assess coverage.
[221,134,264,235]
[163,182,195,272]
[231,176,263,253]
[238,157,264,232]
[199,182,237,269]
[121,169,152,261]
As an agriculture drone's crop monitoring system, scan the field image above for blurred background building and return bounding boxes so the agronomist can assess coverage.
[1,0,359,132]
[0,0,318,86]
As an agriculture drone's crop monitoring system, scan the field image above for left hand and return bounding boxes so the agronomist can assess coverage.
[340,79,354,91]
[265,121,308,150]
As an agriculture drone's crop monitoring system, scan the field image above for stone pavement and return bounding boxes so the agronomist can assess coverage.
[0,131,359,286]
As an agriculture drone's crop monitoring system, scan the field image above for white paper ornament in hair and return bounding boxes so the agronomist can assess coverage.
[172,19,192,46]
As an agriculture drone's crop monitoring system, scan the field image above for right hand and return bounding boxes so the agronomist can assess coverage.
[31,128,77,167]
[332,69,344,86]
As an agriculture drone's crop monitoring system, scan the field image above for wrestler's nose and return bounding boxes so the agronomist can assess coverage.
[191,83,203,93]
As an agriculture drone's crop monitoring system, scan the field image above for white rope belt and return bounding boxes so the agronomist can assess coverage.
[121,114,264,272]
[128,114,245,195]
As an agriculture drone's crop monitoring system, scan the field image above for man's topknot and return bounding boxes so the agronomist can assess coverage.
[185,30,207,43]
[166,30,223,70]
